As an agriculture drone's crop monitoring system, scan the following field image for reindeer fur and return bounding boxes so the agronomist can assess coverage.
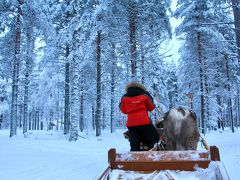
[163,107,199,150]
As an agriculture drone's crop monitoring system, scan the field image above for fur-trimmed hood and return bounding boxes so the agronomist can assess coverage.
[125,81,146,93]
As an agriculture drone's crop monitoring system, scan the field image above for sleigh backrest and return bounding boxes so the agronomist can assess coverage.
[163,107,199,150]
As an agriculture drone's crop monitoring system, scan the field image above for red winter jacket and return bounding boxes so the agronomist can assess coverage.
[119,83,155,127]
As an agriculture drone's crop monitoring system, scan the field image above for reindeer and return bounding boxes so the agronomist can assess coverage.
[162,107,199,150]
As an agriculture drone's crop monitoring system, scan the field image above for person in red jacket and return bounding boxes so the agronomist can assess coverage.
[119,81,159,151]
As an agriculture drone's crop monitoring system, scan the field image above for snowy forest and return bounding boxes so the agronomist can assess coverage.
[0,0,240,141]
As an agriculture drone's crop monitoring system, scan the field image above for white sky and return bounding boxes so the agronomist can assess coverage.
[162,0,182,64]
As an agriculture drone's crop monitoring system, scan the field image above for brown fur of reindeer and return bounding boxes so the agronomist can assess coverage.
[162,107,199,150]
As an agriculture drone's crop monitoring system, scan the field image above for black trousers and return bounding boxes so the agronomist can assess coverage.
[128,124,159,151]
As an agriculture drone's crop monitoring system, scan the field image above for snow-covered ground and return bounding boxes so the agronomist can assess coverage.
[0,128,239,180]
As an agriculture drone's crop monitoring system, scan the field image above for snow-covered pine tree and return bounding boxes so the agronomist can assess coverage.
[95,28,102,137]
[230,0,240,129]
[175,0,237,133]
[100,0,130,132]
[21,0,37,134]
[231,0,240,64]
[137,0,172,111]
[67,1,88,141]
[10,0,23,137]
[69,30,79,141]
[24,0,60,132]
[0,1,16,130]
[56,0,73,135]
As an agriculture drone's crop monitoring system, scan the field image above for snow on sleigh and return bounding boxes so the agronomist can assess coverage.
[98,107,230,180]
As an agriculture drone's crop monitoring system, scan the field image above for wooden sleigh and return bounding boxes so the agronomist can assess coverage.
[98,108,230,179]
[98,146,230,180]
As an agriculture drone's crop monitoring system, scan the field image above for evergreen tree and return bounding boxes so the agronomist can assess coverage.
[175,0,237,133]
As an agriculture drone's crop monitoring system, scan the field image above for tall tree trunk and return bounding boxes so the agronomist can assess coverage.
[23,55,29,134]
[64,45,70,134]
[56,77,60,131]
[19,104,23,128]
[197,31,205,134]
[231,0,240,130]
[49,110,54,130]
[79,72,84,132]
[29,111,32,130]
[35,109,38,130]
[216,95,224,130]
[204,68,210,130]
[215,55,224,130]
[92,105,95,130]
[0,114,2,129]
[40,111,43,130]
[102,108,106,130]
[110,43,116,133]
[140,45,145,84]
[23,27,33,134]
[36,109,39,130]
[237,88,240,128]
[0,86,3,129]
[225,54,234,132]
[128,0,137,79]
[95,30,102,136]
[10,0,23,137]
[32,108,35,130]
[69,53,79,141]
[231,0,240,65]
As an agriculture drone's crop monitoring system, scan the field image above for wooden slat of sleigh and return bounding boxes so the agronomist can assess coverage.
[98,147,226,180]
[108,148,211,171]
